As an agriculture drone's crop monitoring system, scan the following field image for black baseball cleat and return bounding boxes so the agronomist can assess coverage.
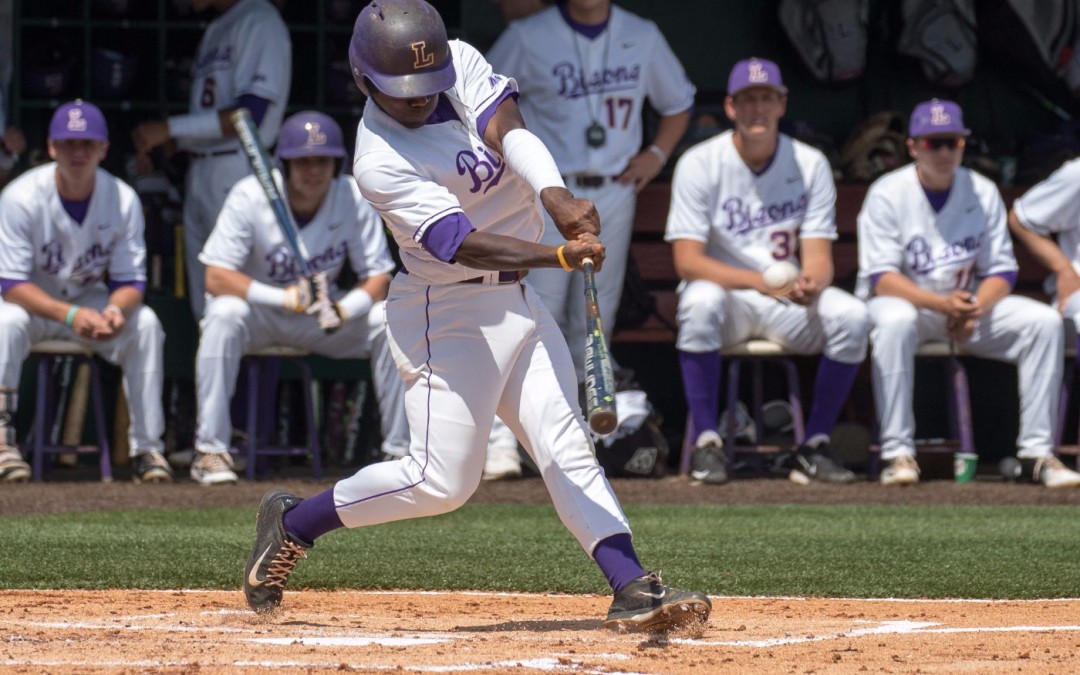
[690,430,729,485]
[787,443,856,484]
[603,571,712,632]
[243,489,312,614]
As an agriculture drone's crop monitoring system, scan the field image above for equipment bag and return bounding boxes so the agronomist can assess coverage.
[898,0,978,88]
[778,0,869,84]
[594,390,669,478]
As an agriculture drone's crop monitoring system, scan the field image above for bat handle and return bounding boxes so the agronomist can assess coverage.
[582,256,594,271]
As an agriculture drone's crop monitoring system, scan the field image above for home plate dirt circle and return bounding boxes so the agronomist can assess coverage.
[2,590,1079,672]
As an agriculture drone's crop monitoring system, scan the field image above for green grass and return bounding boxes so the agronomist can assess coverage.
[2,503,1080,598]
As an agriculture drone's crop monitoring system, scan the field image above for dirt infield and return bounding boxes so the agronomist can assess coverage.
[5,476,1080,672]
[2,589,1078,673]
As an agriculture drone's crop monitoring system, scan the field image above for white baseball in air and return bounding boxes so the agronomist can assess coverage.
[762,261,799,296]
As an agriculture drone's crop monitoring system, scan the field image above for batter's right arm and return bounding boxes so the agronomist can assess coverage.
[483,95,598,240]
[205,265,315,313]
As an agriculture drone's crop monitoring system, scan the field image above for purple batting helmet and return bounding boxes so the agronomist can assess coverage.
[348,0,456,98]
[276,111,347,159]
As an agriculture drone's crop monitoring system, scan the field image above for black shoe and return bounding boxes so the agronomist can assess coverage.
[690,431,728,485]
[788,443,856,484]
[131,450,173,483]
[243,489,311,614]
[603,571,712,632]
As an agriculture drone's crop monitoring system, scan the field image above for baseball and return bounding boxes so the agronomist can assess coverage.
[762,261,799,296]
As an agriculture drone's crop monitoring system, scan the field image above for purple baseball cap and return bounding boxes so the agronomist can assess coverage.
[49,99,108,142]
[727,57,787,97]
[908,99,970,137]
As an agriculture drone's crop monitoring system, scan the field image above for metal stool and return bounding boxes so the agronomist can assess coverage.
[868,341,975,477]
[241,346,321,480]
[679,339,806,476]
[30,340,112,482]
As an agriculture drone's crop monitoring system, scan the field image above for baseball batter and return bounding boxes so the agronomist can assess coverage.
[0,100,172,484]
[666,58,869,486]
[193,111,408,485]
[132,0,291,319]
[243,0,710,632]
[858,99,1080,488]
[487,0,695,381]
[1008,157,1080,343]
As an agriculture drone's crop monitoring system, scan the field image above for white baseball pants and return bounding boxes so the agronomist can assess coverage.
[0,289,166,453]
[868,294,1063,460]
[675,282,870,364]
[329,274,632,555]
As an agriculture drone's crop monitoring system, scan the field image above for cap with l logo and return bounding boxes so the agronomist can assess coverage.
[48,99,109,142]
[727,57,788,97]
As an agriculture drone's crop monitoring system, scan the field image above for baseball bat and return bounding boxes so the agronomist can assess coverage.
[230,108,315,275]
[231,108,341,330]
[582,257,618,435]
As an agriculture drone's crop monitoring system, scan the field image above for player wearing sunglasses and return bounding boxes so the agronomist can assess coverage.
[855,99,1080,488]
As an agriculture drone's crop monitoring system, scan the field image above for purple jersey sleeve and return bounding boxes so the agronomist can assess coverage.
[475,88,518,141]
[419,212,477,263]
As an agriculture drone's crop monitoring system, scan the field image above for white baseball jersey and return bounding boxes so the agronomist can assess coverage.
[486,4,695,175]
[183,0,291,153]
[1012,157,1080,274]
[665,131,837,271]
[199,171,396,288]
[856,164,1017,299]
[0,163,146,299]
[354,40,540,284]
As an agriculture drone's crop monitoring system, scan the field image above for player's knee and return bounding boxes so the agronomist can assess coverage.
[870,303,918,341]
[1029,304,1065,338]
[0,302,31,332]
[203,296,250,328]
[133,306,165,341]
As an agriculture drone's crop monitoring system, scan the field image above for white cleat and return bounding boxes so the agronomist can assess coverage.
[1035,456,1080,489]
[482,441,522,481]
[880,454,920,486]
[190,451,239,486]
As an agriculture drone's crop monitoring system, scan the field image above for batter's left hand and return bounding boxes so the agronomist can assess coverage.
[617,149,664,193]
[788,276,822,306]
[564,233,605,271]
[540,187,600,240]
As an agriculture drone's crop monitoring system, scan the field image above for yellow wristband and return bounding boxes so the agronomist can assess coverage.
[556,245,573,272]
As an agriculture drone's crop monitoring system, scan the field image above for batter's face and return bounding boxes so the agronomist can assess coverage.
[908,134,965,181]
[370,89,440,129]
[286,156,336,202]
[725,87,786,140]
[48,139,108,177]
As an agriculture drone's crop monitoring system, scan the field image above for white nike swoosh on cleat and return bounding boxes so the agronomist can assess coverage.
[690,471,709,481]
[247,543,275,586]
[637,589,666,599]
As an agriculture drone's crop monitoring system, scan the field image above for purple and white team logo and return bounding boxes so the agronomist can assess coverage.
[456,146,505,194]
[304,122,327,147]
[905,234,983,275]
[40,241,65,275]
[66,109,88,133]
[748,61,768,84]
[930,103,951,128]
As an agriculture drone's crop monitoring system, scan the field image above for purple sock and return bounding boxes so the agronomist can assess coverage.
[804,356,861,441]
[679,350,721,441]
[593,533,646,592]
[282,489,344,545]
